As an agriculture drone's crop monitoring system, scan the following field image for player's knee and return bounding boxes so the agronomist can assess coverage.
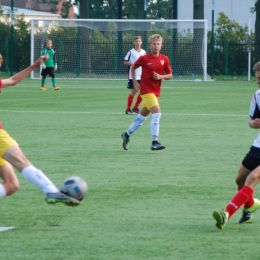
[5,181,19,196]
[235,175,243,186]
[247,170,260,185]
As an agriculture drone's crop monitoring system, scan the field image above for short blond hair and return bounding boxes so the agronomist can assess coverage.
[148,34,163,44]
[46,39,52,43]
[253,62,260,72]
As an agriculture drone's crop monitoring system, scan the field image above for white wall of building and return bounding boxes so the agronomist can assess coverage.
[178,0,256,31]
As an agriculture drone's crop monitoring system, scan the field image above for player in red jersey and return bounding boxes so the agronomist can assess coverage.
[0,55,79,206]
[121,34,173,150]
[213,61,260,229]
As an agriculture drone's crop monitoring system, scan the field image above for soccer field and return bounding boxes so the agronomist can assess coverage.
[0,79,259,260]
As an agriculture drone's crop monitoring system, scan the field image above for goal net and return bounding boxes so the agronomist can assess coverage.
[30,19,208,81]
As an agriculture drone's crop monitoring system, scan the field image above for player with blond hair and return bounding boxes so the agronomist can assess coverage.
[121,34,173,150]
[0,55,79,206]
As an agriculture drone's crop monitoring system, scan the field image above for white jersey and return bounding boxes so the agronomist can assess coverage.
[124,48,146,80]
[250,89,260,147]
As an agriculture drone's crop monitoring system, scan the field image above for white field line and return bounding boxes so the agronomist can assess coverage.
[0,226,15,232]
[0,109,248,117]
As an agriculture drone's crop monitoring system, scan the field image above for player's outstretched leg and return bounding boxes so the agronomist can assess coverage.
[213,210,228,230]
[45,191,80,206]
[239,198,260,224]
[121,132,130,150]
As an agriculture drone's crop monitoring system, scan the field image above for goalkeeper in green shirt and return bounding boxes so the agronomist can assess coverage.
[40,39,59,90]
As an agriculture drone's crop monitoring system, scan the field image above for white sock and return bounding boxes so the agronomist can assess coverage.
[150,113,161,141]
[127,114,147,135]
[0,183,7,198]
[21,165,59,194]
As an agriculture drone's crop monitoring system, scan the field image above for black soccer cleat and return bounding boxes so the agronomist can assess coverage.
[125,109,133,115]
[132,108,140,114]
[239,210,253,224]
[121,132,130,150]
[151,141,165,151]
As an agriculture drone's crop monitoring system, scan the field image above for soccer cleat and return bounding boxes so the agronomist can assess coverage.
[53,86,59,90]
[121,132,130,150]
[132,108,140,114]
[239,211,253,224]
[45,191,80,206]
[41,86,46,90]
[125,109,133,115]
[213,210,228,229]
[151,141,165,151]
[239,198,260,224]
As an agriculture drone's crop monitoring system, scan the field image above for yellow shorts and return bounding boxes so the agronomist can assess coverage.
[141,94,159,110]
[0,129,18,166]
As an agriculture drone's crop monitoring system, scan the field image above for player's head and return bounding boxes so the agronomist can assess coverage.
[253,62,260,88]
[148,34,163,55]
[46,39,52,48]
[133,36,142,49]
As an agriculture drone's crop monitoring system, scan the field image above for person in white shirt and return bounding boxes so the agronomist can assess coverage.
[213,61,260,229]
[124,36,146,114]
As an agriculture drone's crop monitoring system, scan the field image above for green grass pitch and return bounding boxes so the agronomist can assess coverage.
[0,79,259,259]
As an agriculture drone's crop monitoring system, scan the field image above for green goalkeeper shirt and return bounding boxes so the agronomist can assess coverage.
[41,48,57,67]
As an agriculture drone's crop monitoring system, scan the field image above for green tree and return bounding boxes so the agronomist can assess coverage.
[211,12,248,42]
[209,12,250,76]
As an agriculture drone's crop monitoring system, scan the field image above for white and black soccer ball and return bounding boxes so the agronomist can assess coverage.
[60,176,88,201]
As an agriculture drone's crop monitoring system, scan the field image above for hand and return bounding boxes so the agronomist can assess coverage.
[250,118,260,129]
[153,71,161,80]
[37,54,49,66]
[54,64,58,71]
[42,63,46,69]
[133,81,140,92]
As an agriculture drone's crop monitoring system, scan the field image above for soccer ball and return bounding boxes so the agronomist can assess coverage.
[60,176,88,201]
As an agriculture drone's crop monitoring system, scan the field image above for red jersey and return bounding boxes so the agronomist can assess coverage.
[134,53,172,97]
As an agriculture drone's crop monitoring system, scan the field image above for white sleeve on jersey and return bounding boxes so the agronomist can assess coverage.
[249,89,260,148]
[249,90,260,118]
[124,51,131,62]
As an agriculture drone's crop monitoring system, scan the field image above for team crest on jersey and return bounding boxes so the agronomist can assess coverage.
[160,60,165,65]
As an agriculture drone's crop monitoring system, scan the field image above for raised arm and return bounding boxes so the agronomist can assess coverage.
[0,55,49,90]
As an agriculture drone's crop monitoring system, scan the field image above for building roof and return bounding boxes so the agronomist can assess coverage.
[1,5,60,18]
[1,0,56,12]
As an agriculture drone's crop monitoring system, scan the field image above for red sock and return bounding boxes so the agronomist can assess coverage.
[237,186,254,208]
[225,186,253,219]
[133,94,142,109]
[127,94,134,110]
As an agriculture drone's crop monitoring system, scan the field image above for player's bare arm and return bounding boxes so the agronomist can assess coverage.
[249,118,260,129]
[153,71,173,80]
[1,55,49,89]
[124,61,133,66]
[131,65,140,91]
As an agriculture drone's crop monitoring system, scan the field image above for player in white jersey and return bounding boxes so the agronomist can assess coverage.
[124,36,146,114]
[212,61,260,229]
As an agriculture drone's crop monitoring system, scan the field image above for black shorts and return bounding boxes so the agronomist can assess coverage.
[41,67,55,77]
[127,79,140,89]
[242,146,260,171]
